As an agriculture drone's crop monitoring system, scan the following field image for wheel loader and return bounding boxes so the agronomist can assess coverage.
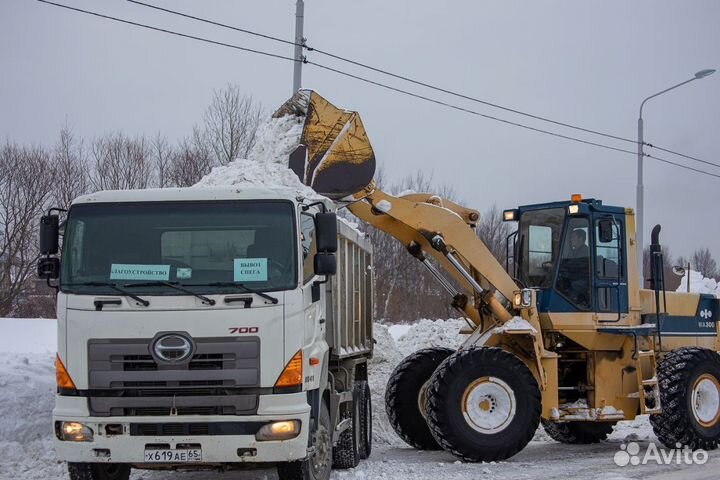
[282,89,720,462]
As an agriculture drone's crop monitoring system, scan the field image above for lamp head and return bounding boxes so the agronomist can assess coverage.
[695,69,716,79]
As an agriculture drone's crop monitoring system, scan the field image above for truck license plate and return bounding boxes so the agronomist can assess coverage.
[143,448,202,463]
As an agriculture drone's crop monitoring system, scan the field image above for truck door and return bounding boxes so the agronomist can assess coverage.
[593,215,628,320]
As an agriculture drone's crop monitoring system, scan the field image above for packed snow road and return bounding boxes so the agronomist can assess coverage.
[1,319,717,480]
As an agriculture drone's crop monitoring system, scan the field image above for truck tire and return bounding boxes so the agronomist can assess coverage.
[425,347,541,462]
[541,419,614,443]
[650,347,720,450]
[356,380,372,459]
[67,463,130,480]
[277,403,332,480]
[332,389,360,469]
[385,347,454,450]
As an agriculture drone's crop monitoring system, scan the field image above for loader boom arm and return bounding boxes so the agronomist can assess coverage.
[347,186,516,326]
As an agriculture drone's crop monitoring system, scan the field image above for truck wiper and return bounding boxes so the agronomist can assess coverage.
[62,282,150,307]
[124,281,216,306]
[187,282,279,304]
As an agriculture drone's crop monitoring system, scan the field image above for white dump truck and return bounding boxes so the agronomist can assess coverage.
[37,186,373,480]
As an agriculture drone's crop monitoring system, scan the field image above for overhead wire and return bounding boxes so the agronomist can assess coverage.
[37,0,720,180]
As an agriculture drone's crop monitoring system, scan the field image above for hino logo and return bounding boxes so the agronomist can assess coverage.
[151,333,194,363]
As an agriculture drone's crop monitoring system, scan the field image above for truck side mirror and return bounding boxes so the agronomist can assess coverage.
[314,253,337,276]
[598,218,614,243]
[315,212,338,253]
[38,257,60,279]
[40,214,60,255]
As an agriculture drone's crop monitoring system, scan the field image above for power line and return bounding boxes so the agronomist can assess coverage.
[125,0,720,171]
[647,144,720,169]
[36,0,720,182]
[646,153,720,179]
[308,61,638,157]
[125,0,637,145]
[126,0,300,48]
[36,0,298,63]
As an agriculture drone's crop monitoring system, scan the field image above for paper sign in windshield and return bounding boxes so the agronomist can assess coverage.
[234,258,268,282]
[110,264,170,281]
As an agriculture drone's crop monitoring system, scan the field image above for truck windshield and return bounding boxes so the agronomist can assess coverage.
[517,208,564,288]
[61,200,297,295]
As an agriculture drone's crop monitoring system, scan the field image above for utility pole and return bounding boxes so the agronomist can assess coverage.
[293,0,305,94]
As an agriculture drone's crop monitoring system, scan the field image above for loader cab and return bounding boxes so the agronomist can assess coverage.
[506,197,628,316]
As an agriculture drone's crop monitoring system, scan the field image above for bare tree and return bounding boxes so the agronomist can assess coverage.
[643,245,681,291]
[690,247,718,279]
[151,133,173,188]
[90,132,152,191]
[52,125,90,210]
[204,84,263,165]
[168,128,213,187]
[0,143,54,316]
[477,204,513,263]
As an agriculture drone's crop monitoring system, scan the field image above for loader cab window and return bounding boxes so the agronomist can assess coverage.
[518,208,564,288]
[555,217,591,310]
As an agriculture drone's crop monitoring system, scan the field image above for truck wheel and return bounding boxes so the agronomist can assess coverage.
[356,380,372,459]
[541,419,614,443]
[67,463,130,480]
[425,347,541,462]
[277,403,332,480]
[385,347,454,450]
[332,389,360,469]
[650,347,720,450]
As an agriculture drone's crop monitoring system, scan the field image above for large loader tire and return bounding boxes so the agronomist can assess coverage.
[650,347,720,450]
[425,347,541,462]
[385,347,454,450]
[541,419,614,444]
[67,463,130,480]
[277,403,332,480]
[356,380,372,459]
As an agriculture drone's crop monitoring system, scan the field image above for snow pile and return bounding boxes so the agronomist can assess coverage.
[0,352,64,480]
[676,269,719,296]
[193,115,318,199]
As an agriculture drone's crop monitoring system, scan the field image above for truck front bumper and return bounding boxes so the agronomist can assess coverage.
[53,393,312,465]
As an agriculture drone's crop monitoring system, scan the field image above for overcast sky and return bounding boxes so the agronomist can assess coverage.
[2,0,719,261]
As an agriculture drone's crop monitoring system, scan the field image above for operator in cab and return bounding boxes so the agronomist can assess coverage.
[561,228,591,309]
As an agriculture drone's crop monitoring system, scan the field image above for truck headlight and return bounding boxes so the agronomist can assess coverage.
[56,421,94,442]
[255,420,301,441]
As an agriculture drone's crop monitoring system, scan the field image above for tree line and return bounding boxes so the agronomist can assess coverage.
[1,84,717,320]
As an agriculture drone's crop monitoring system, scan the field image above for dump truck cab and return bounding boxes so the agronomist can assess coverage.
[39,186,374,480]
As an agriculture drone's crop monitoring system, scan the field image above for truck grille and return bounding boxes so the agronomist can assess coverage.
[87,336,260,417]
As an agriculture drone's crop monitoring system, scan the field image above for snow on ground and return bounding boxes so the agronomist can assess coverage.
[1,318,718,479]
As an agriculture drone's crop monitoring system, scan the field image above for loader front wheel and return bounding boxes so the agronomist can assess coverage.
[425,347,541,462]
[385,347,454,450]
[651,347,720,450]
[541,419,615,444]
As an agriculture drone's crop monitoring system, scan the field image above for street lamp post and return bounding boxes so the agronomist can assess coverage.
[636,69,715,288]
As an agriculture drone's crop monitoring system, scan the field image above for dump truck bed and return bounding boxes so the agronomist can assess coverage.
[325,219,373,359]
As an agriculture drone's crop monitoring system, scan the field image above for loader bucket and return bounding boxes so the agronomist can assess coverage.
[274,90,376,199]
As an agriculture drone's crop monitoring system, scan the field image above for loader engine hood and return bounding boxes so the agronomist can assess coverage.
[277,90,376,199]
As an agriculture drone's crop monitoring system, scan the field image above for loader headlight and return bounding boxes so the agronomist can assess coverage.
[56,421,94,442]
[503,209,518,222]
[255,420,301,441]
[568,204,580,215]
